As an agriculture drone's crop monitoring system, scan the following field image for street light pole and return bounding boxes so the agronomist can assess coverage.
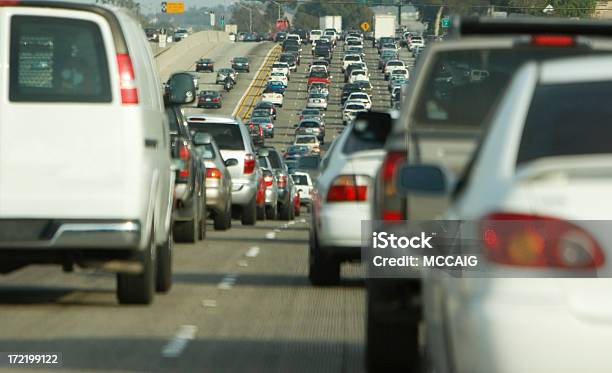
[270,0,282,19]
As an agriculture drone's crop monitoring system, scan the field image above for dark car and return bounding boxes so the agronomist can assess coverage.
[284,50,301,65]
[278,53,297,70]
[295,119,324,143]
[275,31,287,42]
[245,32,260,42]
[251,108,275,122]
[248,122,264,146]
[284,145,311,158]
[259,147,295,220]
[197,90,223,109]
[248,116,274,138]
[313,45,331,61]
[283,43,300,55]
[296,154,321,180]
[166,106,207,243]
[254,101,277,119]
[391,86,401,108]
[265,80,286,94]
[195,58,214,72]
[231,56,250,73]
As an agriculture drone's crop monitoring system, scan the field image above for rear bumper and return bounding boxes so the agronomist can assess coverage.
[206,187,226,213]
[232,179,258,206]
[0,220,141,249]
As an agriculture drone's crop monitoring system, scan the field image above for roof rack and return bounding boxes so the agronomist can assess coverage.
[450,16,612,38]
[2,1,128,53]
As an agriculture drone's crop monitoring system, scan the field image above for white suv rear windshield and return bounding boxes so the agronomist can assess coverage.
[10,16,111,103]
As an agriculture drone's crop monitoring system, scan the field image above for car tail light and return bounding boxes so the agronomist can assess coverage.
[327,175,369,202]
[480,212,605,269]
[0,1,20,5]
[212,97,220,102]
[116,53,139,105]
[206,168,222,179]
[531,34,575,47]
[178,142,191,178]
[264,174,274,187]
[277,175,287,188]
[244,154,255,174]
[259,126,263,137]
[379,151,406,221]
[266,124,273,128]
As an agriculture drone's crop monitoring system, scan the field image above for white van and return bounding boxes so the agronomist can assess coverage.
[0,2,180,304]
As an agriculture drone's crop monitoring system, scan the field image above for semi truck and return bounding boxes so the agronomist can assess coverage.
[319,15,342,33]
[374,14,396,40]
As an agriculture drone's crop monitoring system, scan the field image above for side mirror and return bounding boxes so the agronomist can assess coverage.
[193,132,212,146]
[293,123,299,128]
[225,158,239,167]
[167,72,196,105]
[397,165,448,195]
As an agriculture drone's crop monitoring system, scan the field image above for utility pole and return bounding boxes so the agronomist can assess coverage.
[271,0,282,20]
[238,3,253,33]
[398,0,402,26]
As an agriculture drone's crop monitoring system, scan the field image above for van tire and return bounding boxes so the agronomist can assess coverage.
[241,196,257,226]
[156,228,173,293]
[279,201,292,221]
[266,204,278,220]
[117,227,156,304]
[365,279,421,373]
[308,231,340,286]
[214,203,231,231]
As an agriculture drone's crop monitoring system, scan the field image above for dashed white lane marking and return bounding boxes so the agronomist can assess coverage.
[298,218,306,224]
[245,246,260,257]
[161,325,198,358]
[202,299,217,308]
[288,221,295,226]
[274,228,281,233]
[237,260,249,267]
[218,274,238,290]
[265,231,276,240]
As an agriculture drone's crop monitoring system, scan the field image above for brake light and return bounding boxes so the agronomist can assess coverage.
[278,175,287,188]
[212,97,220,102]
[0,1,20,5]
[481,213,605,269]
[178,143,191,178]
[259,126,263,137]
[380,151,406,221]
[531,34,575,47]
[264,174,274,187]
[206,168,222,179]
[244,154,255,174]
[266,124,273,128]
[327,175,369,202]
[116,53,139,105]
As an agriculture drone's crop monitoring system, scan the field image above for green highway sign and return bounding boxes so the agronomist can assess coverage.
[441,17,450,28]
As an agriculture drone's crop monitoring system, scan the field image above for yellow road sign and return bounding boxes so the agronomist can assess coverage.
[163,1,184,14]
[360,22,370,32]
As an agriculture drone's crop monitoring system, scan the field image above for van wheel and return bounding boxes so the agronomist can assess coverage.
[266,204,278,220]
[117,227,156,304]
[257,204,266,220]
[308,232,340,286]
[365,279,421,373]
[156,228,173,293]
[241,196,257,226]
[214,203,231,231]
[279,201,292,221]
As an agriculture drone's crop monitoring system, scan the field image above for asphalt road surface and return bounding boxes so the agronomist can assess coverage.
[0,39,412,373]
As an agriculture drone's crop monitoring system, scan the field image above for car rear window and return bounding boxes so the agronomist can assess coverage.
[297,137,316,144]
[292,174,308,185]
[298,156,320,169]
[300,121,319,128]
[517,81,612,165]
[346,104,365,110]
[267,151,282,169]
[10,16,111,103]
[188,122,245,151]
[345,55,360,61]
[414,48,602,128]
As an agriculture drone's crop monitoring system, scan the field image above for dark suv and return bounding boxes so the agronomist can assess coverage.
[231,56,250,73]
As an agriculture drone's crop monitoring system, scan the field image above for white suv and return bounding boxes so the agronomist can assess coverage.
[0,2,178,304]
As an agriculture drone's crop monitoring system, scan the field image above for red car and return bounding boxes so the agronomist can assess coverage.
[256,172,266,220]
[307,70,331,87]
[293,191,301,217]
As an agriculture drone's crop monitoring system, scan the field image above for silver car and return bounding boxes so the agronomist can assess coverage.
[187,115,261,226]
[191,132,235,231]
[306,92,328,111]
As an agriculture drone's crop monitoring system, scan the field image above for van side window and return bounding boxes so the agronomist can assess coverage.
[10,16,111,103]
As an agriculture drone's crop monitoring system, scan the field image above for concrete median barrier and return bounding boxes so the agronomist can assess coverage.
[154,31,230,81]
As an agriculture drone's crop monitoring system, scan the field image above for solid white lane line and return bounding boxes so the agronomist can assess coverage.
[245,246,260,258]
[161,325,198,358]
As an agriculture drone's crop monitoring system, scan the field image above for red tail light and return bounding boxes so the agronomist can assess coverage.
[206,168,222,179]
[178,143,191,178]
[259,126,263,137]
[277,175,287,188]
[0,1,20,5]
[379,151,406,221]
[243,154,255,174]
[481,212,605,269]
[212,97,220,102]
[116,53,139,105]
[266,124,273,128]
[531,34,575,47]
[327,175,369,202]
[264,174,274,187]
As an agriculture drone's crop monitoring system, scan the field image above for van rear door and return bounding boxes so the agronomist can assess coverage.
[0,8,125,218]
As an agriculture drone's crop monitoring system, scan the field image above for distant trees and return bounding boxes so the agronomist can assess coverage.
[292,0,374,30]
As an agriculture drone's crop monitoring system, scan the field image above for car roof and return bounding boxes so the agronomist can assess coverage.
[540,55,612,84]
[187,114,241,124]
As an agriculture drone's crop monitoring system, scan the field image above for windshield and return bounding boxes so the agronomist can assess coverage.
[310,71,328,78]
[234,57,248,63]
[188,122,245,150]
[292,174,309,185]
[296,136,316,144]
[346,104,365,110]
